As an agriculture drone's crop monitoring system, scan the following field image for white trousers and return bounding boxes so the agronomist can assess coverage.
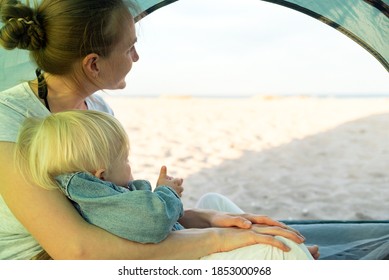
[196,193,313,260]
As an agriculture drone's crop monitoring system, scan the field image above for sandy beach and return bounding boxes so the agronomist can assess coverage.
[103,95,389,221]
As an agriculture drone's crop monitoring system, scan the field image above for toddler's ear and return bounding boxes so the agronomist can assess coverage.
[94,168,106,180]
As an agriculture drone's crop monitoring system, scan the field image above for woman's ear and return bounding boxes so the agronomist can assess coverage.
[94,168,106,180]
[82,53,100,79]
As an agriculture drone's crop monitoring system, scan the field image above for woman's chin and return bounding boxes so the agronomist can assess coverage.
[117,82,126,89]
[108,81,127,91]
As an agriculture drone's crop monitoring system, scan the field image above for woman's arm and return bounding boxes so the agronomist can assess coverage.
[0,142,293,259]
[180,209,306,245]
[180,209,288,229]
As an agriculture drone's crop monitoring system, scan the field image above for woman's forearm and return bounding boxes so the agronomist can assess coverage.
[137,229,219,260]
[179,208,217,228]
[59,225,219,260]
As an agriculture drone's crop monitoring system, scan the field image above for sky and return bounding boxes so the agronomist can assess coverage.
[117,0,389,97]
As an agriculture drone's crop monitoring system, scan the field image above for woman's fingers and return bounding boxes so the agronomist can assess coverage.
[241,214,286,228]
[239,214,305,239]
[217,227,292,252]
[216,215,253,229]
[250,224,305,244]
[251,234,291,252]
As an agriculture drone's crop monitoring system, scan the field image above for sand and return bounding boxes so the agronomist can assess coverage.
[103,95,389,221]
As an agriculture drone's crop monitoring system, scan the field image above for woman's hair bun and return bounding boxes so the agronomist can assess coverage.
[0,0,45,50]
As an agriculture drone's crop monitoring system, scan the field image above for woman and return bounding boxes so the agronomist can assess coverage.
[0,0,314,259]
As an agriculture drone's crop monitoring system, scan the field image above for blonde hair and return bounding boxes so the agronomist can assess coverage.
[15,110,130,190]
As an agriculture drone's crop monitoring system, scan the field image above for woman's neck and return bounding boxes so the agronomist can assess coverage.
[29,73,97,113]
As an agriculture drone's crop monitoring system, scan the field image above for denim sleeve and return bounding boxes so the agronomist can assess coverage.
[64,175,184,244]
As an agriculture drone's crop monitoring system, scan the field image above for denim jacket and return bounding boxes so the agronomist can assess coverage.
[55,172,184,244]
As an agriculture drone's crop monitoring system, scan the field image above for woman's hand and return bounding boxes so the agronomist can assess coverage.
[212,213,305,245]
[208,212,286,229]
[180,209,305,246]
[209,212,307,243]
[210,226,302,253]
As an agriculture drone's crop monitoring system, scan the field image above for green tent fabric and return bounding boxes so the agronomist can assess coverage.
[1,0,388,260]
[284,220,389,260]
[0,0,388,91]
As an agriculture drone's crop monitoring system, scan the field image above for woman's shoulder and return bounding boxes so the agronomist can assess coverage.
[0,82,49,142]
[0,82,32,100]
[86,93,114,115]
[0,82,47,113]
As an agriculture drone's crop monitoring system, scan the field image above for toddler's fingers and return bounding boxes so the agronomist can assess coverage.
[159,166,167,177]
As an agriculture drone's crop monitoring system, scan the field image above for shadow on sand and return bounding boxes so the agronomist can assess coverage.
[182,113,389,221]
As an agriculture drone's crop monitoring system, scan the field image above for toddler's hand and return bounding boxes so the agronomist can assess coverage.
[156,166,184,197]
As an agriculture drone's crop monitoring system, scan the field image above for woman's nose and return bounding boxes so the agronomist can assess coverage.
[132,47,139,62]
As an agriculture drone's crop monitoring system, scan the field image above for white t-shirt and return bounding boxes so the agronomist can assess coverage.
[0,82,114,259]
